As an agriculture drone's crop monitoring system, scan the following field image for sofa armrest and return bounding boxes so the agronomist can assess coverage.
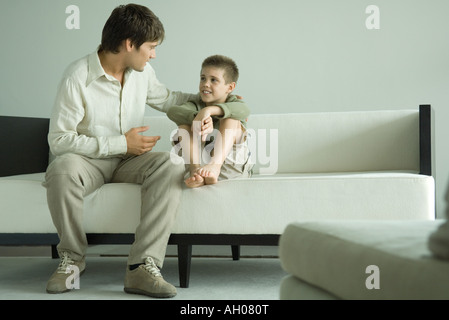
[419,105,433,176]
[0,116,50,177]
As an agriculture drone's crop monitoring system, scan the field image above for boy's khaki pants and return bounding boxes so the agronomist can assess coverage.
[42,152,184,267]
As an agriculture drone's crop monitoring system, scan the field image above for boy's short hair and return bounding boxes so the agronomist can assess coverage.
[202,55,239,84]
[99,4,165,54]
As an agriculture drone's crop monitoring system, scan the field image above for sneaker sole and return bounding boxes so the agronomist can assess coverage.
[46,288,70,294]
[124,287,177,298]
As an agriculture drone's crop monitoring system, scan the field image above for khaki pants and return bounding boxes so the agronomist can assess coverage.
[42,152,185,267]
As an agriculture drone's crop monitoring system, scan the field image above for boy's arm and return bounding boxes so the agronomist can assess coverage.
[166,101,201,126]
[145,64,197,113]
[193,96,250,132]
[214,95,250,122]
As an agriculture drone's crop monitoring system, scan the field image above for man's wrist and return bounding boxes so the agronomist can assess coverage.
[109,135,128,156]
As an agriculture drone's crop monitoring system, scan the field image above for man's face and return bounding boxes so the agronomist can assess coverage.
[199,66,235,106]
[129,41,158,72]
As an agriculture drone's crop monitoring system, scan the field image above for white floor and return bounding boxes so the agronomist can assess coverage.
[0,245,286,300]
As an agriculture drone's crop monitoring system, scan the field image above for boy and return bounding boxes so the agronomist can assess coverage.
[167,55,253,188]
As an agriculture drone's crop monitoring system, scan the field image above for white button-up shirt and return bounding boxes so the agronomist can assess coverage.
[48,51,193,158]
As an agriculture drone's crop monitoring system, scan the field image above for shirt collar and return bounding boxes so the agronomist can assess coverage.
[86,50,134,87]
[86,51,106,87]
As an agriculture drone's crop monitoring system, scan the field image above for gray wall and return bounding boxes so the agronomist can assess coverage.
[1,0,448,218]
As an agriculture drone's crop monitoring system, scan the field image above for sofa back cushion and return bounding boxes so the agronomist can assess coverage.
[0,116,50,177]
[144,109,420,175]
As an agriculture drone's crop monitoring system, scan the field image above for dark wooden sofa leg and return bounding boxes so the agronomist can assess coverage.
[177,244,192,288]
[231,245,240,260]
[51,245,58,259]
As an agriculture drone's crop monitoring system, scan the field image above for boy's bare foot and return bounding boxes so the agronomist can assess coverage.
[196,164,221,185]
[184,173,205,188]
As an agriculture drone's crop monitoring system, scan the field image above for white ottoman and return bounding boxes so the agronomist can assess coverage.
[279,220,449,300]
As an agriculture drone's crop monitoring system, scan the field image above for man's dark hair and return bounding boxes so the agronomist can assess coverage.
[99,4,165,53]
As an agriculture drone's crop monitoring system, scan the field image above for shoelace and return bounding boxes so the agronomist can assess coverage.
[143,257,162,277]
[57,252,76,274]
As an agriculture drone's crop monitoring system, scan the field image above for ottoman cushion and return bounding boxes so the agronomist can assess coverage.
[279,220,449,299]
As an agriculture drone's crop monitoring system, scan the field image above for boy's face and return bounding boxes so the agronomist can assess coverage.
[199,66,235,106]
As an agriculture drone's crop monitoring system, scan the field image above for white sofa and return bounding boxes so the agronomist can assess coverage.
[0,105,435,288]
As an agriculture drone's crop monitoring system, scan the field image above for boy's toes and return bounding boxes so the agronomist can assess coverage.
[185,174,205,188]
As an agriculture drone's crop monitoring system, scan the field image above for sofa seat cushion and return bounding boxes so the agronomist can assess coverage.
[0,173,55,233]
[279,220,449,299]
[172,172,434,234]
[0,171,434,235]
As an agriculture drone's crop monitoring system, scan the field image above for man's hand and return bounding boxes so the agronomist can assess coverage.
[125,126,160,156]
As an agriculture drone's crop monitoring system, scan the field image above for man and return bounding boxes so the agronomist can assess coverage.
[43,3,193,298]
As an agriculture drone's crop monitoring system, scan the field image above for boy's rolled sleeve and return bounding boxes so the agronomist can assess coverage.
[215,97,250,122]
[167,102,200,126]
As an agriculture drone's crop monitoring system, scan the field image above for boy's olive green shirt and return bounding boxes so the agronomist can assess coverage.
[167,94,250,129]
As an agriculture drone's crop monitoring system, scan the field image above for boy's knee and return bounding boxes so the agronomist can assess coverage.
[219,119,243,136]
[178,124,192,132]
[219,118,240,127]
[218,119,243,144]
